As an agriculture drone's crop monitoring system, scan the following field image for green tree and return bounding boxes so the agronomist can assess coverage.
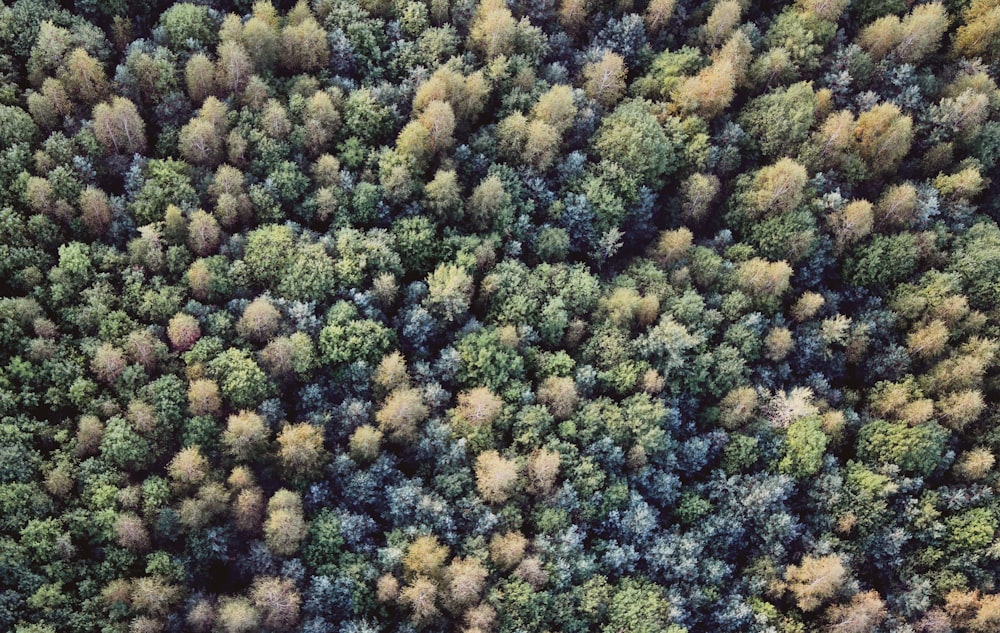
[131,159,197,225]
[592,100,677,186]
[603,578,682,633]
[319,308,394,370]
[208,348,273,409]
[740,82,816,159]
[244,224,296,288]
[302,509,344,573]
[779,416,828,478]
[857,419,949,477]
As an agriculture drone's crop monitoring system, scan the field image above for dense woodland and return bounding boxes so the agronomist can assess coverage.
[1,0,1000,631]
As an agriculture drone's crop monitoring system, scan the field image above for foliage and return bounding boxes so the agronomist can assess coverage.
[1,1,999,631]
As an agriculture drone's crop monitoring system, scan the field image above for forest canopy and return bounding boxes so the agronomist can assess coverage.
[1,0,1000,632]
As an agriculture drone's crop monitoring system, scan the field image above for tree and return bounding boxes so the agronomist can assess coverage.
[185,209,221,257]
[348,425,382,463]
[223,411,271,461]
[532,85,577,135]
[232,486,265,533]
[443,557,488,611]
[236,297,281,343]
[785,554,848,612]
[645,0,677,33]
[167,446,209,487]
[823,591,887,633]
[526,448,560,496]
[970,594,1000,632]
[828,199,873,251]
[858,15,904,60]
[583,51,627,108]
[907,320,950,360]
[278,243,337,303]
[467,174,513,231]
[242,3,279,71]
[319,315,394,369]
[92,343,125,383]
[740,82,816,158]
[400,576,440,625]
[279,10,329,73]
[747,158,809,218]
[948,221,1000,310]
[244,225,295,288]
[130,576,182,617]
[489,531,528,570]
[454,387,504,430]
[179,117,223,166]
[264,489,307,556]
[60,48,107,103]
[845,233,917,288]
[536,376,578,420]
[250,576,301,631]
[475,450,520,504]
[953,0,1000,60]
[276,423,326,481]
[558,0,589,33]
[303,91,340,155]
[469,0,518,58]
[187,379,222,418]
[260,334,316,380]
[779,416,828,478]
[376,387,429,442]
[704,1,742,49]
[185,53,216,103]
[208,348,272,408]
[735,258,793,303]
[954,447,994,480]
[92,97,146,155]
[167,313,201,352]
[672,57,736,120]
[857,419,949,476]
[114,513,150,552]
[78,186,112,235]
[416,99,456,156]
[938,389,986,431]
[425,264,473,323]
[457,327,526,393]
[896,2,948,63]
[160,2,215,49]
[425,169,462,220]
[593,100,676,186]
[404,535,449,578]
[215,41,253,95]
[187,599,216,632]
[217,597,260,633]
[680,173,720,222]
[854,103,913,176]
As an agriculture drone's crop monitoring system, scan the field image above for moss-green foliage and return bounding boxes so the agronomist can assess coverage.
[780,416,828,478]
[857,420,950,477]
